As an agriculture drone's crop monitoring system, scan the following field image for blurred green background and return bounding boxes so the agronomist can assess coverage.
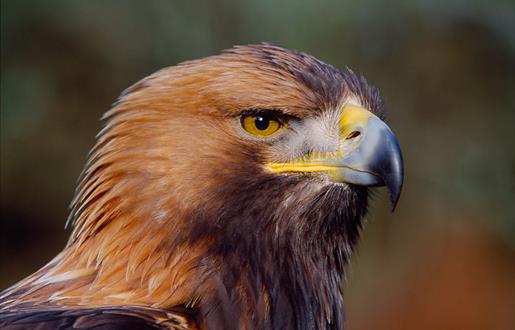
[1,0,514,329]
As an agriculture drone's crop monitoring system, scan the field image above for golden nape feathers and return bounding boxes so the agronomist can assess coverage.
[0,44,403,330]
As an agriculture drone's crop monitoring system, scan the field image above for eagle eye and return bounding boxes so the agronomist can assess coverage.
[240,111,285,138]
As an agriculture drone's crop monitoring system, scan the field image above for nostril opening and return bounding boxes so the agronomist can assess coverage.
[346,131,361,140]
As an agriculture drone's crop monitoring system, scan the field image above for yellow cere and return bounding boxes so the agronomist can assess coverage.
[241,113,283,137]
[339,104,374,138]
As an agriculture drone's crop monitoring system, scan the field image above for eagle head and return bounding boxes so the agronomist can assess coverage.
[1,44,403,330]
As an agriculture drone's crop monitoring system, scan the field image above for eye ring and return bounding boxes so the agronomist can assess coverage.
[240,111,285,138]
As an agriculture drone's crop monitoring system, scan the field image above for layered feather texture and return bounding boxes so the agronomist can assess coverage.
[0,44,383,329]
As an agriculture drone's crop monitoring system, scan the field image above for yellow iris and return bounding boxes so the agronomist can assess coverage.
[241,113,283,137]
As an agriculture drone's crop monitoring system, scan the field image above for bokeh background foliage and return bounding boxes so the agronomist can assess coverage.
[1,0,514,329]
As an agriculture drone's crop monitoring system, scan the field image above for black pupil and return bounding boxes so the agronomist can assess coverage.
[254,116,270,130]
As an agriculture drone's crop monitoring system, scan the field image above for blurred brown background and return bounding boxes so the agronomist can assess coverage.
[1,1,514,329]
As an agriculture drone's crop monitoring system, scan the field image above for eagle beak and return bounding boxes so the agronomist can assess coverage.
[267,104,404,210]
[334,105,404,210]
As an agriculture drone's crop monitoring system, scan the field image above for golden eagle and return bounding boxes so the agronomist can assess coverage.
[0,44,403,329]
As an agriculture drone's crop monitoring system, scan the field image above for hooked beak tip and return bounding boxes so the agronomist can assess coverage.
[340,115,404,211]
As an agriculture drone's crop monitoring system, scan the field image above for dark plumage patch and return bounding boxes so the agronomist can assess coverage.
[0,306,193,330]
[180,161,368,329]
[341,68,384,118]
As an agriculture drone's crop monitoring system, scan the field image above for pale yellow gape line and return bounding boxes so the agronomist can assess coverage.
[266,104,376,176]
[266,163,339,173]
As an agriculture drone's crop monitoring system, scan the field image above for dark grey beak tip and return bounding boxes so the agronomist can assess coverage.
[363,117,404,212]
[385,136,404,212]
[389,181,402,212]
